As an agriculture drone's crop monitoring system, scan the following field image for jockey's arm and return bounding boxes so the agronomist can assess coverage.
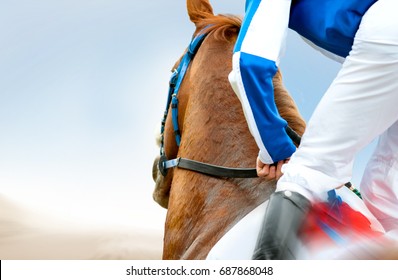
[229,0,295,167]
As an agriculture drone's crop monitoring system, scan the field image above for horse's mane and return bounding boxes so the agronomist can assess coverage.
[195,14,242,41]
[187,0,305,139]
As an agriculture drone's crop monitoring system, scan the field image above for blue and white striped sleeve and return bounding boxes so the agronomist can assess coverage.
[229,0,295,164]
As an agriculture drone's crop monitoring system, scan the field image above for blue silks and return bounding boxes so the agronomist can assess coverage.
[289,0,378,57]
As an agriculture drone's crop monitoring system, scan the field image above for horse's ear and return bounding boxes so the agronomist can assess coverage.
[187,0,214,27]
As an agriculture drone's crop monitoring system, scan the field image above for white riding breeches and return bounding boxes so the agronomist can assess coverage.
[361,124,398,232]
[277,0,398,233]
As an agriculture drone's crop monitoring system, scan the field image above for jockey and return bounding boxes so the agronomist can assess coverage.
[229,0,398,259]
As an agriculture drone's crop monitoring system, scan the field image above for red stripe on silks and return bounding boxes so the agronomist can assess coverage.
[299,202,383,250]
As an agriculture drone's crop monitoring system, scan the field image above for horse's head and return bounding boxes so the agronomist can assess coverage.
[152,0,243,209]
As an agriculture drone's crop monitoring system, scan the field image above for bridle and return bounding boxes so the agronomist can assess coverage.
[156,26,362,199]
[159,29,208,158]
[158,26,264,178]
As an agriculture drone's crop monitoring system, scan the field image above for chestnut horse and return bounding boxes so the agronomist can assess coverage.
[152,0,305,260]
[152,0,398,260]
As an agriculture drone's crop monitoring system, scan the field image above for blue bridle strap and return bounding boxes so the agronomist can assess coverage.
[160,29,209,154]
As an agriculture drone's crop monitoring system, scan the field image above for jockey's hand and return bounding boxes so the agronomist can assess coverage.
[256,157,290,181]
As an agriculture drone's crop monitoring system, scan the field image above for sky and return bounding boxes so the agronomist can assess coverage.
[0,1,376,233]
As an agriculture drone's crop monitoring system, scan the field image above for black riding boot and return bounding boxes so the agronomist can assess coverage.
[252,190,311,260]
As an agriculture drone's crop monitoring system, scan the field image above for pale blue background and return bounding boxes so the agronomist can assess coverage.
[0,1,376,232]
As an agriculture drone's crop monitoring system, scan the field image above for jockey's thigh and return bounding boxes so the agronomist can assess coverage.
[277,0,398,200]
[361,121,398,233]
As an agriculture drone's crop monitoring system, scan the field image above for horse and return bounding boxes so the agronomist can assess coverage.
[152,0,305,260]
[152,0,397,260]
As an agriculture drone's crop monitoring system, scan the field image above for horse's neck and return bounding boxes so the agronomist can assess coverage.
[179,37,256,168]
[163,38,274,259]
